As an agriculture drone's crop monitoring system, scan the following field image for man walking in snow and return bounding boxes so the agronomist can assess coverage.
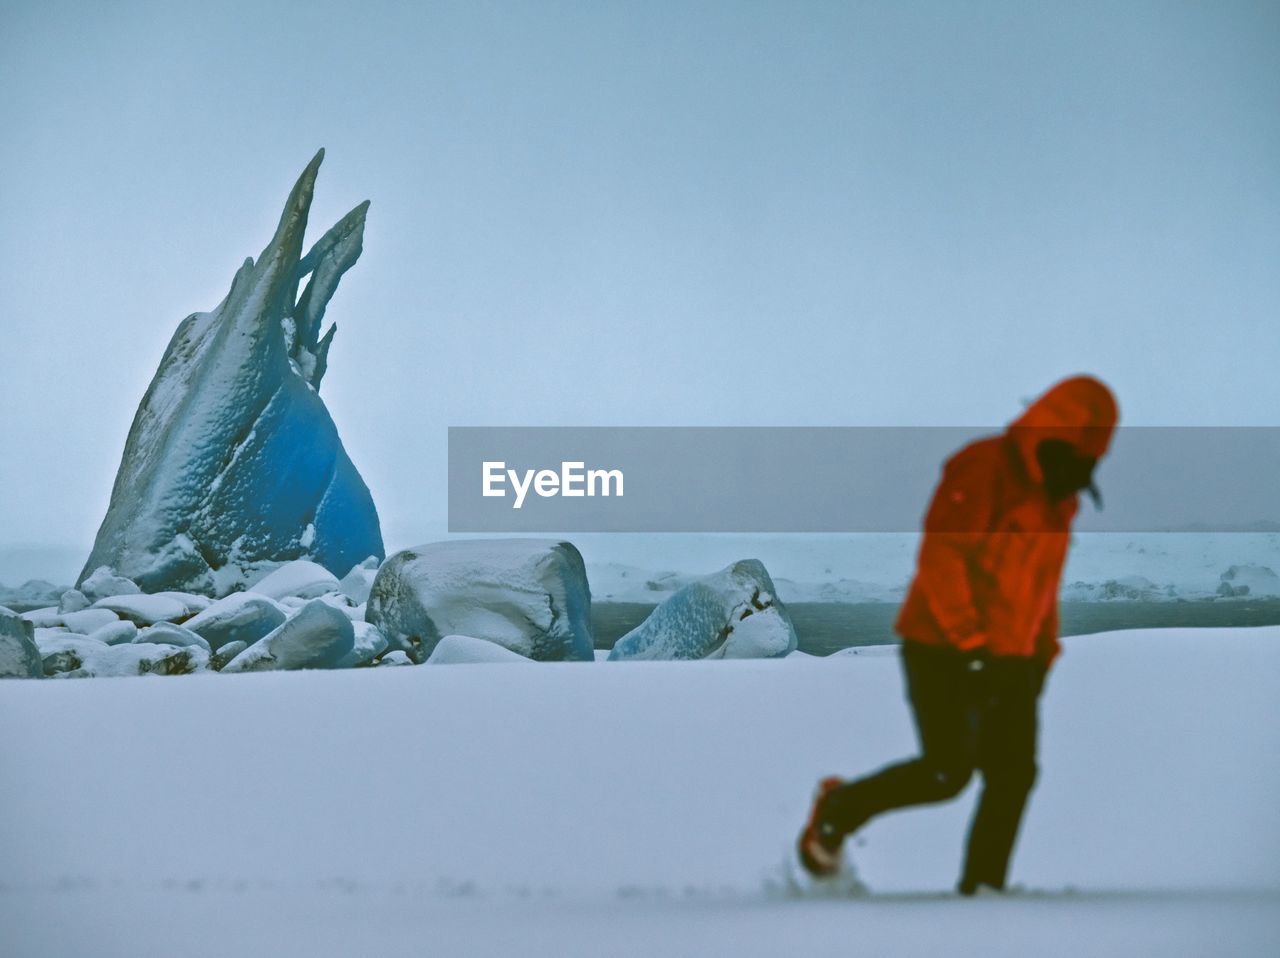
[798,376,1119,895]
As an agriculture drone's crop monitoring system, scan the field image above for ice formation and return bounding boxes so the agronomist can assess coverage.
[366,540,594,663]
[182,592,287,652]
[220,599,355,672]
[78,150,383,597]
[608,560,797,660]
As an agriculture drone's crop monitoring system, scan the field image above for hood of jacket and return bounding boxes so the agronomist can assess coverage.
[1007,375,1119,483]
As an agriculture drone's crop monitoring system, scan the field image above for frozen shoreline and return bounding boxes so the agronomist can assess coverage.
[4,531,1280,612]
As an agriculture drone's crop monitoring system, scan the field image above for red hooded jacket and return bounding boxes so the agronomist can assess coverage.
[895,376,1119,666]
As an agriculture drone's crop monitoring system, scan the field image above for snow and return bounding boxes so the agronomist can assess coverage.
[32,634,209,678]
[337,556,380,604]
[426,634,534,665]
[78,566,141,601]
[19,606,63,629]
[57,589,90,613]
[367,539,593,662]
[90,592,188,625]
[58,608,121,634]
[152,591,212,615]
[2,627,1275,955]
[85,620,138,646]
[247,559,341,601]
[608,560,797,660]
[333,620,388,668]
[134,622,212,652]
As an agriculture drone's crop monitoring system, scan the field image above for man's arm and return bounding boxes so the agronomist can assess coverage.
[915,448,996,651]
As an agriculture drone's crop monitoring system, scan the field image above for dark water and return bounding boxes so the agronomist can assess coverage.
[592,600,1280,656]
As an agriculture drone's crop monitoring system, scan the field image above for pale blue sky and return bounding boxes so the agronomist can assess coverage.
[1,0,1277,549]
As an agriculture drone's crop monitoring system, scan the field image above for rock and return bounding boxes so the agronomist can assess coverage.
[77,151,383,597]
[333,621,388,668]
[33,633,207,677]
[247,560,340,601]
[220,599,355,672]
[59,608,122,635]
[377,650,413,667]
[133,646,209,676]
[79,567,141,602]
[210,640,249,671]
[366,539,593,663]
[20,607,63,629]
[315,592,360,617]
[608,560,798,661]
[91,593,191,625]
[43,649,82,676]
[152,591,212,616]
[182,592,287,652]
[425,635,534,665]
[338,556,380,604]
[86,620,139,646]
[135,622,212,652]
[58,589,91,613]
[0,606,43,678]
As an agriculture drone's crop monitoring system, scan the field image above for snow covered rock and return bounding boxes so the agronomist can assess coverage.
[35,633,208,678]
[314,592,360,617]
[426,635,534,665]
[90,593,190,625]
[153,591,212,616]
[20,607,64,629]
[59,608,122,635]
[86,620,138,646]
[77,150,383,597]
[366,539,593,663]
[182,592,287,652]
[333,621,389,668]
[1218,564,1280,598]
[135,622,212,652]
[58,589,90,613]
[220,599,354,672]
[210,640,248,671]
[78,567,141,602]
[248,560,341,601]
[0,606,43,678]
[338,556,380,604]
[608,560,798,661]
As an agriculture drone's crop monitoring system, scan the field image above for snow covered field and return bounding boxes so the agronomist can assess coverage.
[2,628,1278,957]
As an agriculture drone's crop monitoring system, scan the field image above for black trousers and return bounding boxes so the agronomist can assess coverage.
[820,641,1046,891]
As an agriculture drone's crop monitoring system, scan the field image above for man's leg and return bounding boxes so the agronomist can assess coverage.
[958,659,1044,893]
[819,643,979,840]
